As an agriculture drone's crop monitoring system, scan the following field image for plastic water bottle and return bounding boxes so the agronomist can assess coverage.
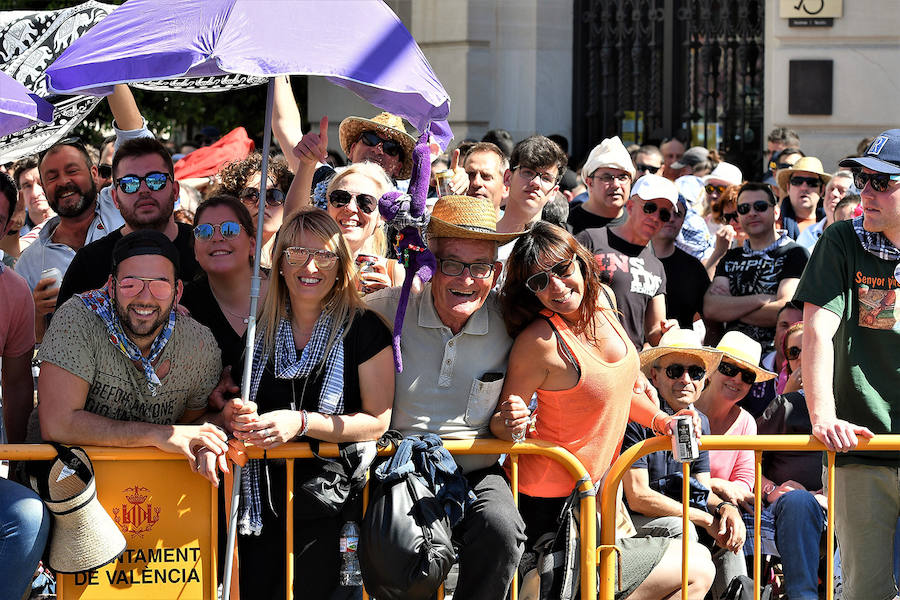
[339,521,362,586]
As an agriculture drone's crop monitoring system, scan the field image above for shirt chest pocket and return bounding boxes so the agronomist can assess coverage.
[464,375,504,427]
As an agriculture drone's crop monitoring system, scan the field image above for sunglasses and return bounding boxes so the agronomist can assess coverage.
[240,187,285,206]
[635,164,660,174]
[525,258,576,293]
[717,361,757,385]
[705,183,728,195]
[328,189,378,214]
[723,211,739,223]
[116,276,174,300]
[661,363,706,381]
[785,345,802,361]
[768,161,795,171]
[736,200,774,215]
[98,163,113,179]
[639,199,672,222]
[358,130,403,158]
[852,169,900,193]
[436,257,494,279]
[193,221,243,241]
[116,172,170,194]
[789,176,821,187]
[283,247,339,270]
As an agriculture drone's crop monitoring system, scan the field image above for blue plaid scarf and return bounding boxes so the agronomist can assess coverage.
[239,312,345,536]
[78,282,176,396]
[852,215,900,261]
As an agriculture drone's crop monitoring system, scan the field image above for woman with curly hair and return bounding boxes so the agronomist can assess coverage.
[212,152,293,268]
[703,183,747,278]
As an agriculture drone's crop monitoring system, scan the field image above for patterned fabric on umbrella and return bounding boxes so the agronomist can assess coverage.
[0,70,53,137]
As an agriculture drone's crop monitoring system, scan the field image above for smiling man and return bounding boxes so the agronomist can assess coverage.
[463,141,508,214]
[55,137,201,308]
[367,194,527,600]
[567,136,635,235]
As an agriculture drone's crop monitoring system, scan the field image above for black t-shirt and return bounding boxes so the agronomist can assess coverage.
[713,240,808,353]
[575,227,666,348]
[181,275,246,372]
[659,247,710,329]
[566,204,626,236]
[56,222,202,307]
[757,391,822,491]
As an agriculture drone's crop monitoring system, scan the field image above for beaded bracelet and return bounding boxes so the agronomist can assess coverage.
[298,409,310,438]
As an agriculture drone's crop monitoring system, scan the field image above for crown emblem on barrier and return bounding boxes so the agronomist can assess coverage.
[113,485,160,538]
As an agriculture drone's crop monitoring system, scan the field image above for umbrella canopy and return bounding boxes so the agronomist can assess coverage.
[0,69,53,137]
[45,0,452,148]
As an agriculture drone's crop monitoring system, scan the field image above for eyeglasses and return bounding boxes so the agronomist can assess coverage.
[638,199,672,223]
[660,363,707,381]
[115,172,170,194]
[358,131,403,157]
[723,211,739,223]
[525,258,576,293]
[635,164,660,174]
[516,166,558,187]
[98,163,113,179]
[283,247,339,270]
[785,345,802,361]
[852,169,900,193]
[193,221,243,241]
[115,276,174,300]
[240,187,285,206]
[705,183,728,195]
[736,200,774,215]
[436,257,494,279]
[717,361,757,385]
[589,172,630,184]
[328,189,378,214]
[789,176,821,187]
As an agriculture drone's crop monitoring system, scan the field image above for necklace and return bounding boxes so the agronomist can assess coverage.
[210,286,251,324]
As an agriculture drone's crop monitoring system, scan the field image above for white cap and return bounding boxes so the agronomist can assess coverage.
[581,136,635,181]
[630,174,678,207]
[703,161,743,186]
[675,175,704,205]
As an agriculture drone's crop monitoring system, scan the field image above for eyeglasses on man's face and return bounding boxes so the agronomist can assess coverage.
[436,257,494,279]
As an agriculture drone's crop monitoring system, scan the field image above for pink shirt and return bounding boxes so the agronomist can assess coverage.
[0,266,35,357]
[708,407,756,492]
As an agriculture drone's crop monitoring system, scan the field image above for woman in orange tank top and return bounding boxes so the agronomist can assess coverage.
[494,222,713,599]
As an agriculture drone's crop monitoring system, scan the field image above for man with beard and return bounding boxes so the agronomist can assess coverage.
[15,84,150,341]
[55,138,201,307]
[37,231,229,486]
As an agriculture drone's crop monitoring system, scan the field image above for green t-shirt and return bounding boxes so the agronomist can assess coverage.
[795,219,900,467]
[39,298,221,425]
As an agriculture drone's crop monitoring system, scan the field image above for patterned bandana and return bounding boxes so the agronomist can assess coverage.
[78,282,176,396]
[741,233,792,258]
[852,215,900,261]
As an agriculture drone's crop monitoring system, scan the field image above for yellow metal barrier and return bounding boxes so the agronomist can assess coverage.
[600,434,900,600]
[1,438,597,600]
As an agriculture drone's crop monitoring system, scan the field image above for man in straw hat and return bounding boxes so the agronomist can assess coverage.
[37,231,231,486]
[776,155,831,239]
[795,129,900,600]
[367,194,527,600]
[567,135,635,235]
[623,328,747,598]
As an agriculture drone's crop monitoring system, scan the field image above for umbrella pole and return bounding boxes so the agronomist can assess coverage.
[222,76,277,599]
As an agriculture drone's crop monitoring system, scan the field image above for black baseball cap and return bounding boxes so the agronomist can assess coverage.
[839,129,900,175]
[112,230,181,278]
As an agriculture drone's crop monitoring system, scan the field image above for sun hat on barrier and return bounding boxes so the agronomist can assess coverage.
[28,444,126,573]
[339,112,417,180]
[639,328,722,377]
[427,194,525,244]
[714,331,776,382]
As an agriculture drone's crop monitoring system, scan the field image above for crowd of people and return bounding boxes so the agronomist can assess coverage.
[0,77,898,600]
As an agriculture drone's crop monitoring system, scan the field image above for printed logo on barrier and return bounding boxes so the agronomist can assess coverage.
[113,485,160,538]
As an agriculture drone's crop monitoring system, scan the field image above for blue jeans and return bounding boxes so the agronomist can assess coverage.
[0,478,50,600]
[771,490,825,600]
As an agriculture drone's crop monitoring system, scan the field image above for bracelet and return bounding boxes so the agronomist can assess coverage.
[650,411,668,436]
[716,501,737,517]
[298,409,310,438]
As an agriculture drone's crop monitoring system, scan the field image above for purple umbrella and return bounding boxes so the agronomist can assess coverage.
[0,70,53,137]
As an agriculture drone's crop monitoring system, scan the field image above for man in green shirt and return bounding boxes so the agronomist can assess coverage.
[795,128,900,600]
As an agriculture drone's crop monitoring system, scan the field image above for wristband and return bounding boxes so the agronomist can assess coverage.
[716,501,737,517]
[298,409,310,438]
[650,411,668,436]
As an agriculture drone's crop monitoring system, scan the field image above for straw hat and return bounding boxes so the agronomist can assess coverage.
[776,156,832,191]
[714,331,776,382]
[639,328,722,377]
[338,112,417,180]
[427,195,526,244]
[29,445,126,573]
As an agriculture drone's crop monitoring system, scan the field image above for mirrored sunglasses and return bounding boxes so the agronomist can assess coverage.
[717,361,757,384]
[329,189,378,214]
[116,276,174,300]
[736,200,774,215]
[116,172,170,194]
[358,130,403,157]
[705,183,727,195]
[436,258,494,279]
[525,258,576,293]
[283,246,339,269]
[240,187,285,206]
[663,363,706,381]
[785,345,802,361]
[193,221,243,241]
[852,169,900,193]
[640,199,672,222]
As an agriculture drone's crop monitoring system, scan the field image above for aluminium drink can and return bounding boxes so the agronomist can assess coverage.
[672,415,699,463]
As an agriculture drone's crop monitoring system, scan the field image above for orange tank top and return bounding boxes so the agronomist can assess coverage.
[514,309,639,498]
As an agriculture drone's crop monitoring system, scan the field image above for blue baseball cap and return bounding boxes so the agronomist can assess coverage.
[839,129,900,175]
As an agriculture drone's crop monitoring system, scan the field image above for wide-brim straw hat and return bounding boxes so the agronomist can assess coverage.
[714,331,776,382]
[427,194,526,244]
[29,446,126,573]
[339,112,417,180]
[639,328,722,377]
[776,156,832,191]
